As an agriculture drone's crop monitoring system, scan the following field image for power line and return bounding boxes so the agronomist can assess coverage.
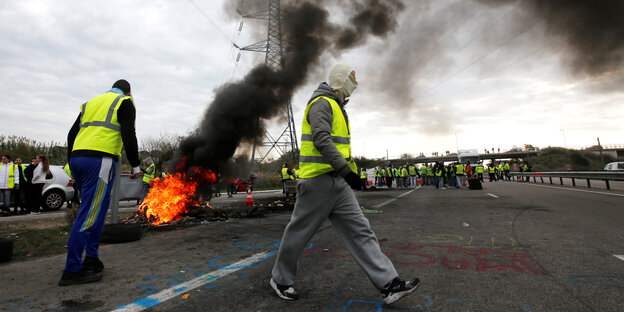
[431,37,565,104]
[414,14,548,100]
[187,0,236,45]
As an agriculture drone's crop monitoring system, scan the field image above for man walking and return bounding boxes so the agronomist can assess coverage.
[270,64,419,304]
[62,79,141,286]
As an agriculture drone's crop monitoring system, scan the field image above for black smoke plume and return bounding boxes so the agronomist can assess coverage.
[479,0,624,83]
[173,0,404,173]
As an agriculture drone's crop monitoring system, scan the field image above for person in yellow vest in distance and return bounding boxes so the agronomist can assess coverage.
[0,154,19,216]
[497,163,504,181]
[426,164,434,186]
[476,163,484,182]
[454,162,465,189]
[281,163,295,194]
[385,165,394,188]
[139,157,155,205]
[380,167,386,187]
[63,79,141,286]
[270,64,419,304]
[360,168,368,191]
[161,167,169,178]
[487,163,497,182]
[503,162,511,181]
[408,164,417,188]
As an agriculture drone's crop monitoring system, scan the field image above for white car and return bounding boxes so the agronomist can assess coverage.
[603,162,624,171]
[42,165,75,210]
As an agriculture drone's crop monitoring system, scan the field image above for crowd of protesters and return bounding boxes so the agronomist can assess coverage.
[0,153,53,216]
[362,160,531,190]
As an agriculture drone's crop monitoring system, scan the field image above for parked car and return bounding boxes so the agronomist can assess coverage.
[0,165,74,211]
[42,165,75,210]
[603,162,624,171]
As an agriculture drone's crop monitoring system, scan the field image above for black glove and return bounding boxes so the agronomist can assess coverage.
[343,172,362,190]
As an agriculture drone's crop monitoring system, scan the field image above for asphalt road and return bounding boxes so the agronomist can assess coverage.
[1,181,623,311]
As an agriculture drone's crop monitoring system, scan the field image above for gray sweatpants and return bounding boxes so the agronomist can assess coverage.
[271,172,397,290]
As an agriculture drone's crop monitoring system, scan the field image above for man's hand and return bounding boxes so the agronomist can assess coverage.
[343,172,362,190]
[130,166,141,179]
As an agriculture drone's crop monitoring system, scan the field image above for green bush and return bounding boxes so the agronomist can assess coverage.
[526,147,614,171]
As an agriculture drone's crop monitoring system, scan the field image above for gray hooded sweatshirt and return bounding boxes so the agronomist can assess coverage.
[304,82,353,177]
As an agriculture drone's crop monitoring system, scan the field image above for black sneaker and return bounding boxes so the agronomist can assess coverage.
[58,270,103,286]
[381,277,420,304]
[82,257,104,273]
[270,278,299,300]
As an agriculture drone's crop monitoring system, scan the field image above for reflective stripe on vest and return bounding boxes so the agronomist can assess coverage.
[489,167,495,173]
[73,92,133,157]
[0,164,16,188]
[455,164,464,175]
[476,166,484,173]
[360,170,366,179]
[298,96,356,178]
[143,164,155,183]
[408,166,416,176]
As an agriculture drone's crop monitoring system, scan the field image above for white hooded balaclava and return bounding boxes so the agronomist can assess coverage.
[328,63,358,102]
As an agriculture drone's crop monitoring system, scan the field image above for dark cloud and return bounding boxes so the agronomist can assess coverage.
[478,0,624,86]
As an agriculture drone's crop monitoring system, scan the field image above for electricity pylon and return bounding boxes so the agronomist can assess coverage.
[240,0,298,168]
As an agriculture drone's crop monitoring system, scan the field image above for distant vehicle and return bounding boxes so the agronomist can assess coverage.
[457,149,480,166]
[603,162,624,171]
[0,165,75,211]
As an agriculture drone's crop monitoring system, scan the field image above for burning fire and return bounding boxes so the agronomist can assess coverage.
[139,166,216,225]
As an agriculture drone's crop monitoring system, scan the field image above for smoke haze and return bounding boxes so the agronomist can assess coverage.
[174,0,404,172]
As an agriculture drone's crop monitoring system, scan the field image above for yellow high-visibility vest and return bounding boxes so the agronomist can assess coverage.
[455,164,464,175]
[281,167,291,180]
[408,166,416,176]
[0,164,16,188]
[476,165,484,173]
[298,96,356,178]
[143,163,155,183]
[73,91,133,157]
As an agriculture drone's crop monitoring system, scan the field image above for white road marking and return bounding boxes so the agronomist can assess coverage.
[486,193,499,198]
[614,255,624,262]
[521,182,624,197]
[113,251,272,312]
[371,187,420,209]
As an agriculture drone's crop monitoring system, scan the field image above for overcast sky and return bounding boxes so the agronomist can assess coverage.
[1,0,622,161]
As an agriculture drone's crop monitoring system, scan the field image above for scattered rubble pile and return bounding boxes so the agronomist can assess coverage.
[123,197,295,230]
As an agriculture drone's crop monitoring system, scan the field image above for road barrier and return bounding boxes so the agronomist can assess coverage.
[510,171,624,190]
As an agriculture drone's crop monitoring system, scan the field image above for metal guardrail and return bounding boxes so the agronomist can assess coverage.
[510,171,624,190]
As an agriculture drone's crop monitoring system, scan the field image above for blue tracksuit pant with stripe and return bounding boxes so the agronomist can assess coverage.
[65,156,116,272]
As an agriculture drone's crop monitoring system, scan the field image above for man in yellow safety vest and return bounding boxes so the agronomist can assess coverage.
[63,79,141,286]
[270,64,419,304]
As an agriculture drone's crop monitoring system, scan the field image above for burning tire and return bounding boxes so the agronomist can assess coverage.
[0,238,14,263]
[100,223,143,244]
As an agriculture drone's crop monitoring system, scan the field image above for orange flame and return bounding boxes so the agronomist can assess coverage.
[139,167,216,225]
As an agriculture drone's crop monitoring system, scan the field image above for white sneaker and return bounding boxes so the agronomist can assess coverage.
[381,277,420,304]
[270,278,299,300]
